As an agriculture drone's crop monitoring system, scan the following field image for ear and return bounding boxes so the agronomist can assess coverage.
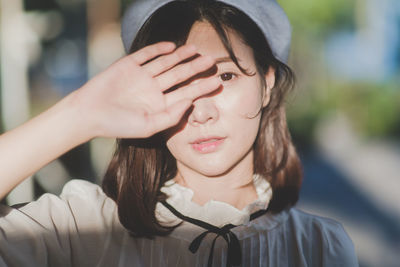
[262,67,275,108]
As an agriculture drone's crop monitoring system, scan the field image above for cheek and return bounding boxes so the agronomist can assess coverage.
[238,93,262,117]
[218,80,263,117]
[166,132,184,157]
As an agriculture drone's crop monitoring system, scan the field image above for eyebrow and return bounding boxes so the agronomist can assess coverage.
[215,56,241,64]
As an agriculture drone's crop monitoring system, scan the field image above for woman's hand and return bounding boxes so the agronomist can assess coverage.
[74,42,220,138]
[0,42,220,199]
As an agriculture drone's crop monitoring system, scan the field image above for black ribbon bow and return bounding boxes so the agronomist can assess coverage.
[189,223,241,267]
[161,200,269,267]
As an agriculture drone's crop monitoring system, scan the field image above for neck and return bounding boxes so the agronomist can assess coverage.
[174,150,258,210]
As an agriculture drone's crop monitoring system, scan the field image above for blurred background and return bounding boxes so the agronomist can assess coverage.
[0,0,399,266]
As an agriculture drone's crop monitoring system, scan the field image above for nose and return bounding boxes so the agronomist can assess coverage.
[188,97,219,126]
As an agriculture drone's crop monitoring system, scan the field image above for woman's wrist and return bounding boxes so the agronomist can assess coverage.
[0,90,97,199]
[60,89,100,142]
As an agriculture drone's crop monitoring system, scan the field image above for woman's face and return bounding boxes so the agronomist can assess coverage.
[166,21,273,177]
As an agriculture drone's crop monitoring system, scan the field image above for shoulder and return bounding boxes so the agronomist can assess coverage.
[8,179,118,231]
[287,207,347,231]
[33,179,113,213]
[59,179,107,201]
[0,180,122,266]
[285,208,359,266]
[58,179,118,225]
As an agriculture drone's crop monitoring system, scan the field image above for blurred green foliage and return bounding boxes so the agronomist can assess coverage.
[279,0,355,35]
[288,81,400,145]
[279,0,400,144]
[328,82,400,137]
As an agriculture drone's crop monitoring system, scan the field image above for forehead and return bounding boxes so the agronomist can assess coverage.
[185,21,254,64]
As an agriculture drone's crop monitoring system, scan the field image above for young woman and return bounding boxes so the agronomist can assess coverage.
[0,0,358,266]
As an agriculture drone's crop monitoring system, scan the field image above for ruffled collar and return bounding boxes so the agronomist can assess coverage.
[156,175,272,227]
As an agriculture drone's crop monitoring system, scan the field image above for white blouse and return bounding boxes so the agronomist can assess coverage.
[157,174,272,227]
[0,179,359,267]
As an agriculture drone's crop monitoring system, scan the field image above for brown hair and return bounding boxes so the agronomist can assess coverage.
[103,1,302,238]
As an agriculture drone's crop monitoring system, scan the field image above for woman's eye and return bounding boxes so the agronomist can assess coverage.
[219,73,235,81]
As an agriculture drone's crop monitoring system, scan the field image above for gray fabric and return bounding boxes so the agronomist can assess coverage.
[0,180,359,267]
[121,0,292,62]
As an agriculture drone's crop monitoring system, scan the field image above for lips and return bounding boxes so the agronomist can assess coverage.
[192,137,223,144]
[191,136,226,153]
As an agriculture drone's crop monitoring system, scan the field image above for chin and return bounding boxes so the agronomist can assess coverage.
[189,160,236,177]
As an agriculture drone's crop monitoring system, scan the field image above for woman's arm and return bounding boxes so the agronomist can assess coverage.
[0,92,90,199]
[0,42,220,200]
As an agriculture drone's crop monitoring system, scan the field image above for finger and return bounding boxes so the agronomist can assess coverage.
[165,77,221,106]
[143,99,192,136]
[129,42,176,65]
[156,55,215,91]
[142,44,197,76]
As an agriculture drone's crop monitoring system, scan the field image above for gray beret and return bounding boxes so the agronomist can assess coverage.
[121,0,291,62]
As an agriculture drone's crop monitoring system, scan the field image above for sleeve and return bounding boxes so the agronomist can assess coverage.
[318,219,359,267]
[0,180,119,267]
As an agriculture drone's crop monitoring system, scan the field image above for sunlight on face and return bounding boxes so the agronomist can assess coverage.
[166,21,267,178]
